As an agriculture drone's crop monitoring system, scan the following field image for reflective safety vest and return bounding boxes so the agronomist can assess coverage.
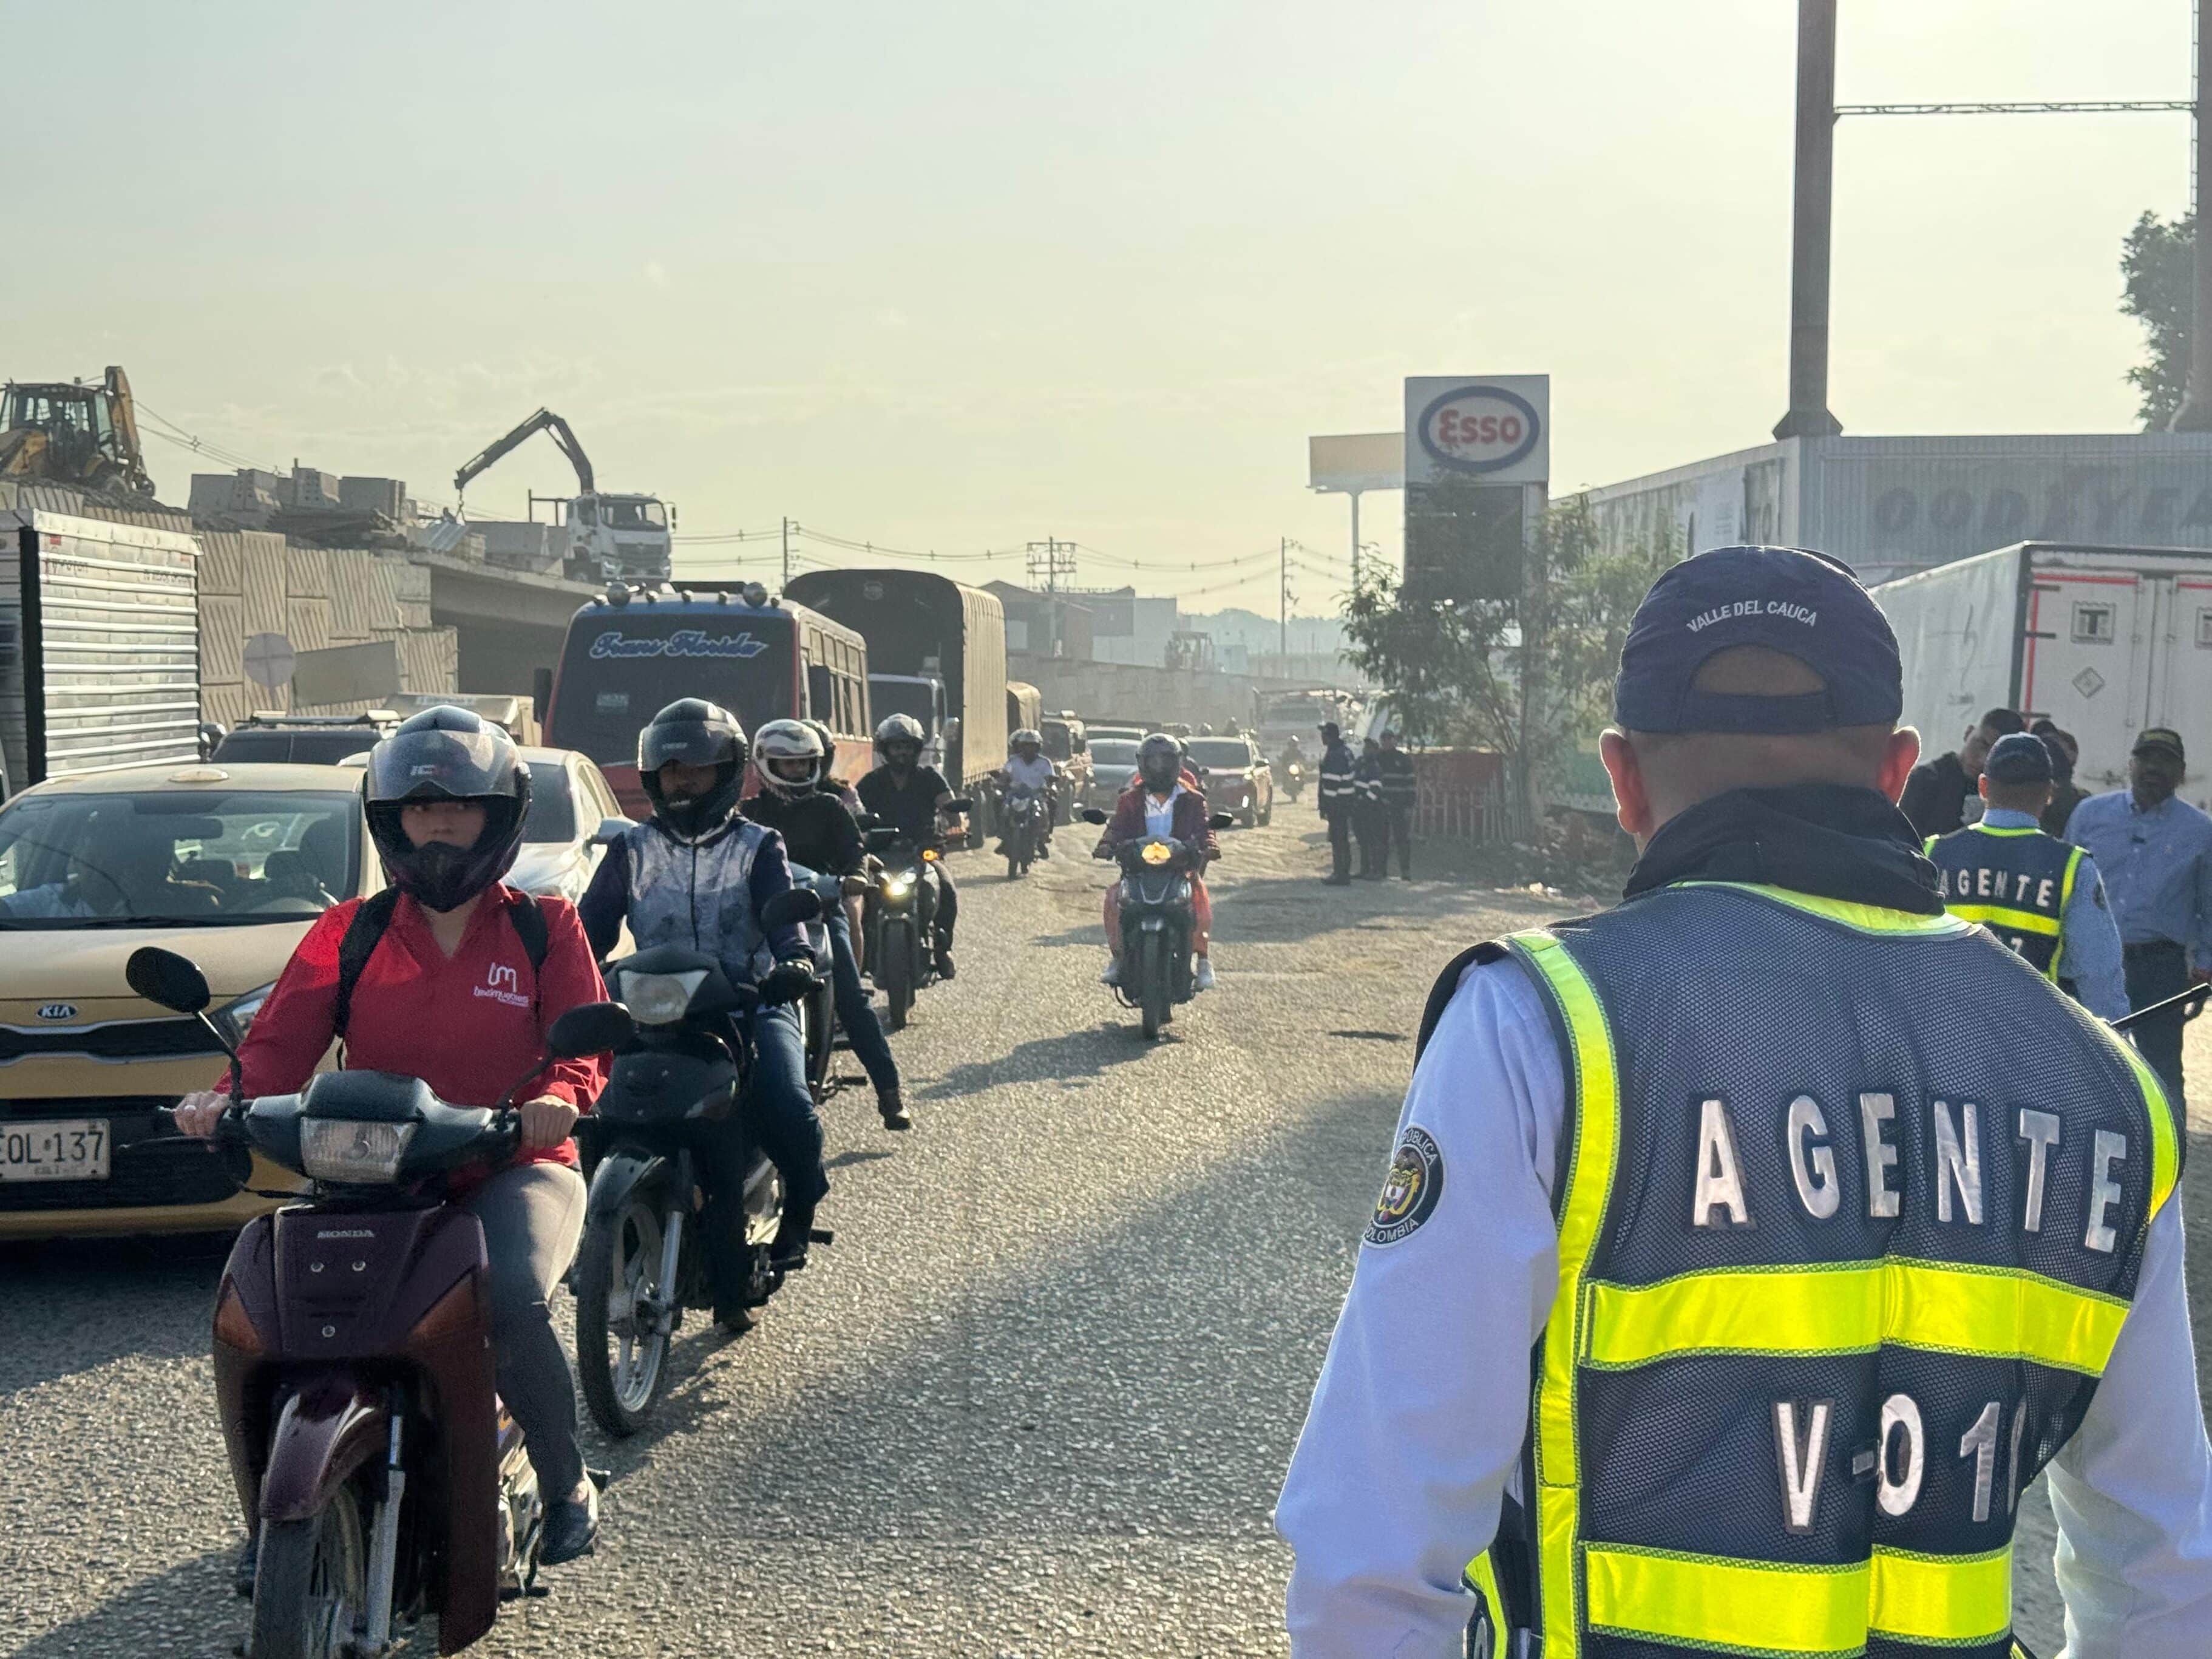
[1924,823,2084,981]
[1459,881,2177,1659]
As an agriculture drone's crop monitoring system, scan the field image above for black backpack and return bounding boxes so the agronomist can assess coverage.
[331,887,550,1040]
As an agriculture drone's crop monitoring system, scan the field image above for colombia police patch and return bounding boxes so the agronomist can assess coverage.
[1365,1125,1444,1246]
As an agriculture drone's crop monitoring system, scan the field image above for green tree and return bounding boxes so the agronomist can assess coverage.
[2121,209,2194,430]
[1339,566,1518,750]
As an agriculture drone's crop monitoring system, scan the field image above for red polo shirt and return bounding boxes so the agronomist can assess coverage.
[225,885,608,1175]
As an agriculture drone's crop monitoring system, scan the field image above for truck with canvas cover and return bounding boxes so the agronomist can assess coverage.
[1872,541,2212,813]
[543,584,870,815]
[0,509,202,796]
[782,569,1008,824]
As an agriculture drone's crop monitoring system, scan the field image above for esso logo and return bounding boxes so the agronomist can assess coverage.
[1416,385,1542,476]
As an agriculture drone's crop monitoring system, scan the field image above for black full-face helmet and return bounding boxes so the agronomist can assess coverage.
[362,706,532,912]
[639,698,746,839]
[1137,732,1182,792]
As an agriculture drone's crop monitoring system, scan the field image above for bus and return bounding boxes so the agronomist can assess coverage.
[544,584,871,815]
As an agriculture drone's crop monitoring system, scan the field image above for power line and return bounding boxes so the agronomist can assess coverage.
[1834,99,2192,118]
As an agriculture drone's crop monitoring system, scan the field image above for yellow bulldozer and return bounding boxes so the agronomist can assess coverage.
[0,365,156,498]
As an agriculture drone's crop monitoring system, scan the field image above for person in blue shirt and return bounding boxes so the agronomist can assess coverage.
[1924,731,2128,1020]
[2064,726,2212,1111]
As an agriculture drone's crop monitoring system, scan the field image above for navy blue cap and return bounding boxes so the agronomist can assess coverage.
[1984,732,2052,786]
[1613,545,1903,735]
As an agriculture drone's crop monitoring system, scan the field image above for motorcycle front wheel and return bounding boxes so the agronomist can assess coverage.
[249,1485,370,1659]
[879,918,915,1031]
[575,1190,676,1437]
[1139,932,1170,1040]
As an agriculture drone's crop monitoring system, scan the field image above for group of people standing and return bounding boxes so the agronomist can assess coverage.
[1906,705,2212,1111]
[1313,722,1417,883]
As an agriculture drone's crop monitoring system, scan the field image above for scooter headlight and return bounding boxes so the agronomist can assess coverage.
[299,1118,415,1184]
[1141,842,1173,866]
[620,968,707,1027]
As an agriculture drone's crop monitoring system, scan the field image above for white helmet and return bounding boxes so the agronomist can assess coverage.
[1011,727,1042,751]
[752,718,826,798]
[874,713,926,751]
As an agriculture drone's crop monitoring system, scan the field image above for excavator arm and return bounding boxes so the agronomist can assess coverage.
[452,407,595,500]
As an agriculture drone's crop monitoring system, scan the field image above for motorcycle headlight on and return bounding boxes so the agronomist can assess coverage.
[299,1119,416,1184]
[1141,842,1173,866]
[620,968,708,1027]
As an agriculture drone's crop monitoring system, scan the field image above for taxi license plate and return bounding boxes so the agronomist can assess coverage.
[0,1119,110,1182]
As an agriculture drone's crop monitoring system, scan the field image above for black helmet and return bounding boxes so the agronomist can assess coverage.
[362,707,531,912]
[1137,732,1182,792]
[639,698,745,838]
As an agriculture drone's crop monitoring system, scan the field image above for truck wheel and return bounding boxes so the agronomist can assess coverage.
[249,1488,370,1659]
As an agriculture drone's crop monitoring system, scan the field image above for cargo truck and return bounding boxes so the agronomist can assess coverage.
[782,569,1008,836]
[1872,541,2212,813]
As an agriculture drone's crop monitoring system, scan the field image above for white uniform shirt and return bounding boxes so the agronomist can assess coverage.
[1144,786,1183,841]
[1004,754,1056,795]
[1276,955,2212,1659]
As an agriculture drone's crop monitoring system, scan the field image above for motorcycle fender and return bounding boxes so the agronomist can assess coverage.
[587,1150,671,1224]
[258,1371,387,1525]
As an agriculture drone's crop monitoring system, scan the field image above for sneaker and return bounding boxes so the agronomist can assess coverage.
[1037,843,1052,860]
[934,951,957,981]
[541,1482,599,1566]
[878,1090,912,1131]
[1193,958,1216,992]
[1100,960,1122,986]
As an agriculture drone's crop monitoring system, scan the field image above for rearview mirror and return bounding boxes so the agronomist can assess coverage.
[1208,812,1235,831]
[126,947,212,1016]
[944,796,973,813]
[548,1002,634,1059]
[1079,807,1108,825]
[863,826,902,853]
[591,815,631,847]
[762,886,824,930]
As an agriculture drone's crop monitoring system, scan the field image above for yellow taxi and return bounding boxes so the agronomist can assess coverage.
[0,761,373,1238]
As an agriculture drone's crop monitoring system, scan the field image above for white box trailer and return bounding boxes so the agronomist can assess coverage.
[1873,542,2212,813]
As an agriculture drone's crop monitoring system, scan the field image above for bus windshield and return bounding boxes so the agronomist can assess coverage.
[548,612,795,765]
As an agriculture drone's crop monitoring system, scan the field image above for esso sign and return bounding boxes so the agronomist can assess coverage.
[1416,385,1542,477]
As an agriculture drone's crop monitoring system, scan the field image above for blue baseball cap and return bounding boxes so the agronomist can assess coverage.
[1983,732,2053,786]
[1613,545,1903,735]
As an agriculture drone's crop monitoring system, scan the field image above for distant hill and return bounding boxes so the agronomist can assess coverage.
[1182,606,1345,654]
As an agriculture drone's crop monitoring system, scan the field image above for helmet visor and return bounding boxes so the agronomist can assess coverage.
[364,723,515,804]
[641,717,739,775]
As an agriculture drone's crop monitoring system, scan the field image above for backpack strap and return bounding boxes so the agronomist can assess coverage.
[1414,939,1510,1065]
[331,888,403,1041]
[332,887,551,1042]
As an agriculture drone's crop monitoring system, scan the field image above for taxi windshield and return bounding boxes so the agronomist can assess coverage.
[0,790,361,928]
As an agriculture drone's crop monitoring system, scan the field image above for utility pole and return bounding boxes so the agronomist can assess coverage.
[1026,538,1076,659]
[781,517,793,590]
[1349,493,1363,595]
[1773,0,1843,439]
[1279,536,1289,667]
[2176,0,2212,428]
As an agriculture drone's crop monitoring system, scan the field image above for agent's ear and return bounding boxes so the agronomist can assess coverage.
[1600,729,1654,839]
[1881,728,1922,804]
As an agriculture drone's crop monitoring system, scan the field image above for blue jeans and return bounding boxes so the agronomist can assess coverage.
[702,1004,826,1295]
[825,906,900,1098]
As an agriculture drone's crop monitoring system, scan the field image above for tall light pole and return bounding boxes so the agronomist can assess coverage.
[2174,0,2212,428]
[1773,0,1843,439]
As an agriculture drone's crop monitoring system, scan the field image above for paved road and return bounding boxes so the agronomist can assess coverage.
[1,801,2205,1656]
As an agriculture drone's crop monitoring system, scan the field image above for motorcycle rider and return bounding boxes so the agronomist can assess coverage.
[995,727,1058,860]
[742,719,911,1130]
[857,713,965,979]
[174,707,612,1571]
[804,717,863,813]
[578,699,830,1292]
[1094,732,1220,991]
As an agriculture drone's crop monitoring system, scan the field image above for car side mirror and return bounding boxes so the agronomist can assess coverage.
[547,1002,634,1059]
[126,946,212,1016]
[591,815,631,847]
[1079,807,1109,825]
[1208,812,1235,831]
[762,887,824,930]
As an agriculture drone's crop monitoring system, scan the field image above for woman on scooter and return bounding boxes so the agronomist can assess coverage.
[174,707,612,1570]
[1094,731,1220,991]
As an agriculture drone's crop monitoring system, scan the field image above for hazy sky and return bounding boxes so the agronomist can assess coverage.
[10,0,2195,612]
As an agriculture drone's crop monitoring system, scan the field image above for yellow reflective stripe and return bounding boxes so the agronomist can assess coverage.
[2115,1035,2182,1224]
[1948,902,2061,938]
[1465,1549,1504,1626]
[1678,882,1973,937]
[1967,823,2043,838]
[1584,1544,1864,1652]
[1584,1544,2012,1652]
[1509,929,1621,1659]
[1870,1544,2012,1644]
[1584,1258,2128,1376]
[1923,833,1939,855]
